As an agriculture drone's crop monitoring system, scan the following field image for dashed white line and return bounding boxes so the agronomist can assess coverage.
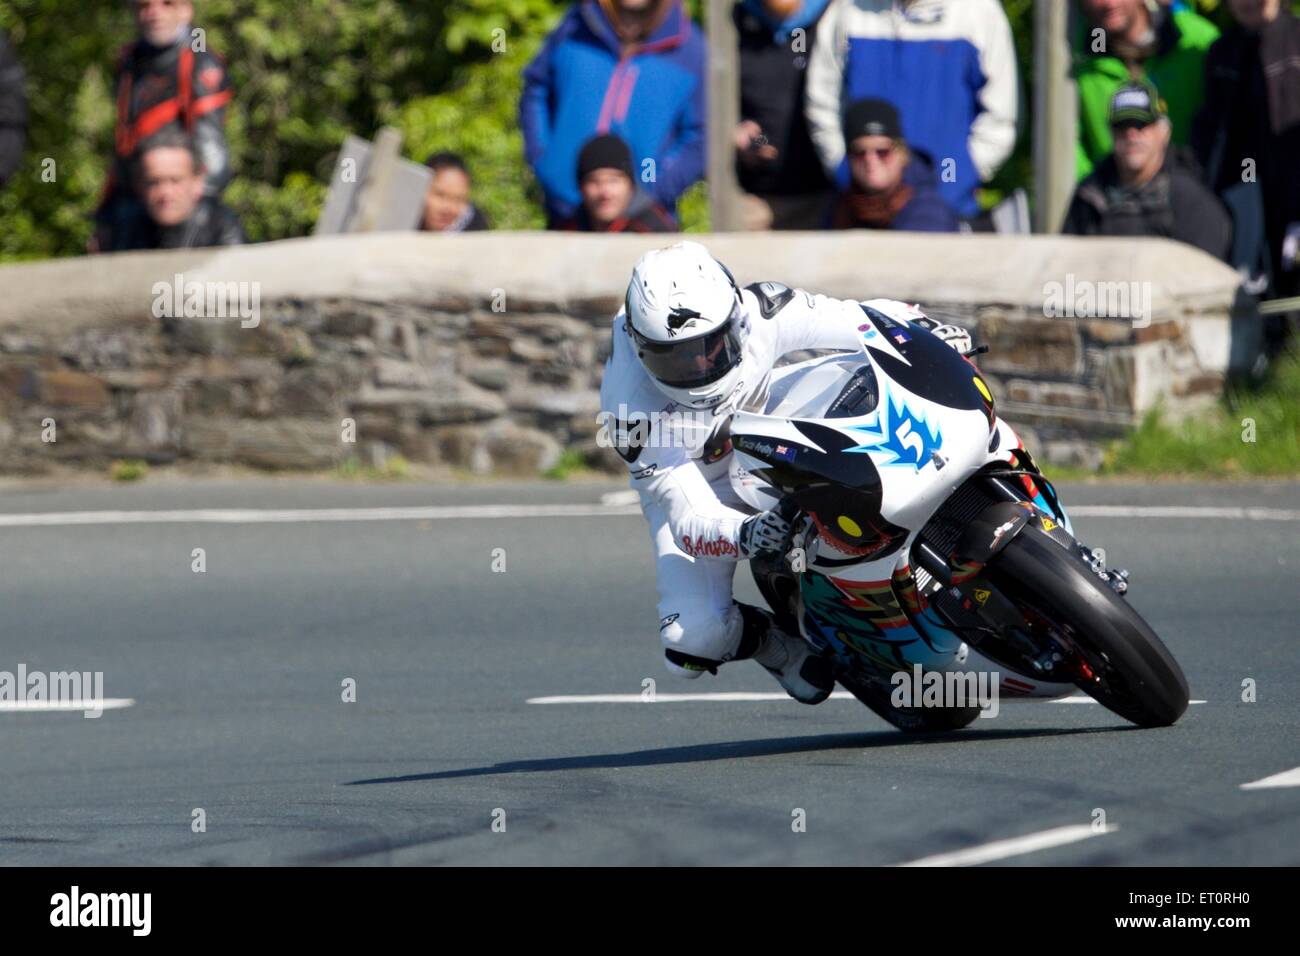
[1052,696,1206,705]
[1067,505,1300,522]
[0,504,641,527]
[528,693,1203,705]
[0,503,1295,528]
[599,489,641,507]
[528,691,854,704]
[1240,766,1300,790]
[0,698,135,713]
[897,824,1118,867]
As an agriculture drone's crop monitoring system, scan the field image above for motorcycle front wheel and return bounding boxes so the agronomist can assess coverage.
[984,525,1189,728]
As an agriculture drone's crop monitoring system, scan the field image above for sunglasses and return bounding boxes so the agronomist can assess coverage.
[848,143,898,161]
[1111,119,1155,133]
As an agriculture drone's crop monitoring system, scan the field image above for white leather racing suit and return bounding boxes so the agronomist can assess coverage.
[600,282,917,676]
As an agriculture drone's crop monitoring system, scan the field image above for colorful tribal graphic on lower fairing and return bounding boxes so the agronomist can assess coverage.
[892,565,928,617]
[949,558,984,584]
[801,570,945,674]
[828,576,911,630]
[1012,439,1039,500]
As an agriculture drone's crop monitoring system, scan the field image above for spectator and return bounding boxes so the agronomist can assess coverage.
[735,0,834,230]
[101,131,243,252]
[0,30,27,188]
[1062,82,1231,261]
[420,153,490,232]
[520,0,705,224]
[557,134,677,233]
[804,0,1018,221]
[828,99,958,233]
[94,0,233,250]
[1073,0,1218,180]
[1192,0,1300,302]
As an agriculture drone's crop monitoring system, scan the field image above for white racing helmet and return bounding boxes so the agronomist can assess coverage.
[624,241,750,410]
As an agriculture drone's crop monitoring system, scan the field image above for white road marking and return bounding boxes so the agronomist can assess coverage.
[0,502,1295,528]
[1240,767,1300,790]
[528,691,855,704]
[1050,696,1206,705]
[528,693,1203,705]
[599,489,641,507]
[0,698,135,712]
[897,824,1118,867]
[1068,505,1300,521]
[0,504,642,527]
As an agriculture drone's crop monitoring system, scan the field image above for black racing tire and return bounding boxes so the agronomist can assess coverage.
[985,525,1189,728]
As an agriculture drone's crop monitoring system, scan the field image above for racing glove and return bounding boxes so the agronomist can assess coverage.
[910,316,972,355]
[738,509,792,559]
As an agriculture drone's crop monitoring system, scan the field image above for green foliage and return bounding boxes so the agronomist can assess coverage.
[109,459,149,482]
[1101,350,1300,477]
[3,0,1297,259]
[0,0,567,258]
[335,452,412,480]
[0,2,123,258]
[929,0,1294,212]
[542,447,590,480]
[979,0,1034,210]
[678,179,710,232]
[397,0,562,231]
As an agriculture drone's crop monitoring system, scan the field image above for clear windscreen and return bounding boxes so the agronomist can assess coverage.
[765,355,876,420]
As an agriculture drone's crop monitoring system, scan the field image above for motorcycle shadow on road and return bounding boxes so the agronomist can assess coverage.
[343,725,1139,786]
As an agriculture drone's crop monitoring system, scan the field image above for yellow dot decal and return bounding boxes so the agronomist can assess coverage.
[973,377,992,402]
[837,515,862,537]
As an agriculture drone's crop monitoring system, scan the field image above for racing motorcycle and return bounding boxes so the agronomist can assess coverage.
[730,303,1189,731]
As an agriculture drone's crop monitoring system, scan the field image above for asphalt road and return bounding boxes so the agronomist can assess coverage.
[1,477,1297,866]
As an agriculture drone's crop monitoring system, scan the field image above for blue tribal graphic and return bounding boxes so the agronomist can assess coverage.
[843,389,942,471]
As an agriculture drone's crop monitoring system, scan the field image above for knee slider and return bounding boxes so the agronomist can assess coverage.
[664,648,719,678]
[659,605,741,675]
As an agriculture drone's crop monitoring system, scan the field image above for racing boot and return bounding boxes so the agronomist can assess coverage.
[736,604,834,705]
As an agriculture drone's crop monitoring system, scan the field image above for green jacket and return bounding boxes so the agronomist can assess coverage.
[1073,7,1219,180]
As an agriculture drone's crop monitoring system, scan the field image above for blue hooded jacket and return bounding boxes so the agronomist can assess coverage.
[803,0,1019,219]
[520,1,706,221]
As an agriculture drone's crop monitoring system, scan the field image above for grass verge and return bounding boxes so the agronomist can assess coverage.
[1097,348,1300,478]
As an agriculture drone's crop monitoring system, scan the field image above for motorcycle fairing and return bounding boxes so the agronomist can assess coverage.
[729,320,1071,683]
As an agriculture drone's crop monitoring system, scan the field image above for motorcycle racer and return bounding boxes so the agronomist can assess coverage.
[599,240,981,704]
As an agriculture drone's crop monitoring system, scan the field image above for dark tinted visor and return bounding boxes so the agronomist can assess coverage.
[632,299,743,388]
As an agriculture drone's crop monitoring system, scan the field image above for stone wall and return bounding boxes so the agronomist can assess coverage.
[0,232,1254,474]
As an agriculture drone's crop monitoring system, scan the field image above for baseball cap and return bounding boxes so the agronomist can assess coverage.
[1109,81,1167,127]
